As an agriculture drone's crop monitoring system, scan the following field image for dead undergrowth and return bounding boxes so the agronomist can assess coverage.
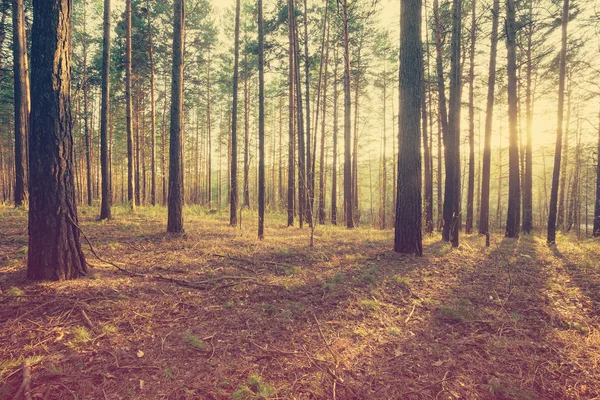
[1,205,600,399]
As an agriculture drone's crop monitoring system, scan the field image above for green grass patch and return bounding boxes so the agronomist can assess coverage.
[232,372,276,400]
[183,333,207,351]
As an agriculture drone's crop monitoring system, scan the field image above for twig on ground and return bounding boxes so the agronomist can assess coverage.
[12,359,32,400]
[312,313,338,367]
[405,304,417,324]
[399,370,449,397]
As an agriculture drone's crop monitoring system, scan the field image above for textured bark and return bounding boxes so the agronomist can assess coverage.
[167,0,184,233]
[594,106,600,237]
[505,0,520,238]
[443,0,462,247]
[331,46,339,225]
[303,0,313,226]
[394,0,423,255]
[99,0,112,220]
[125,0,135,210]
[465,0,476,234]
[478,0,499,236]
[230,0,241,226]
[318,19,330,225]
[521,1,534,233]
[422,50,433,234]
[292,1,306,228]
[547,0,569,244]
[342,0,353,228]
[147,0,156,207]
[287,0,295,226]
[258,0,265,239]
[28,0,87,280]
[558,86,571,229]
[82,3,92,207]
[12,0,29,207]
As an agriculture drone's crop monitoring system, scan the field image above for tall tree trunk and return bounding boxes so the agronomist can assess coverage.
[465,0,476,234]
[82,2,92,207]
[422,39,433,234]
[167,0,184,233]
[505,0,520,237]
[287,0,295,226]
[521,1,533,233]
[443,0,462,247]
[12,0,29,207]
[342,0,353,228]
[303,0,313,226]
[318,20,329,225]
[293,0,306,228]
[395,0,423,255]
[161,77,168,205]
[478,0,499,236]
[331,45,338,225]
[28,0,87,280]
[258,0,265,238]
[230,0,241,225]
[380,65,387,230]
[243,60,250,208]
[547,0,569,244]
[594,103,600,237]
[99,0,112,219]
[352,43,362,225]
[147,0,156,206]
[558,83,571,229]
[125,0,135,210]
[206,56,212,207]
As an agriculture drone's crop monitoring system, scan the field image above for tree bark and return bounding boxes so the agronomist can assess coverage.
[12,0,29,207]
[28,0,87,280]
[331,45,339,225]
[258,0,265,239]
[505,0,520,238]
[147,0,156,207]
[125,0,135,210]
[342,0,353,228]
[395,0,423,255]
[99,0,112,219]
[230,0,241,225]
[521,0,534,233]
[465,0,476,234]
[443,0,462,247]
[167,0,184,233]
[287,0,295,226]
[594,104,600,237]
[478,0,499,236]
[547,0,569,244]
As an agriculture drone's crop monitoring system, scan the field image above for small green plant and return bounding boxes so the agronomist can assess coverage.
[183,333,207,351]
[71,326,92,344]
[164,367,176,380]
[392,275,410,286]
[359,299,380,311]
[388,327,401,336]
[6,287,24,297]
[361,267,378,284]
[568,321,588,335]
[232,373,276,400]
[223,301,234,308]
[16,246,28,255]
[436,299,473,323]
[276,264,295,276]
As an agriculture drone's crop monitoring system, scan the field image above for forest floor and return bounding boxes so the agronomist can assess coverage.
[1,205,600,399]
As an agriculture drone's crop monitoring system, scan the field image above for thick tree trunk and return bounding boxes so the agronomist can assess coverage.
[342,0,353,228]
[243,66,250,208]
[558,85,571,230]
[258,0,265,238]
[465,0,476,234]
[293,1,306,228]
[395,0,423,255]
[505,0,520,238]
[318,19,329,225]
[478,0,499,236]
[230,0,241,225]
[125,0,135,210]
[167,0,184,233]
[422,51,433,234]
[331,46,339,225]
[28,0,87,280]
[82,3,92,207]
[547,0,569,244]
[12,0,29,207]
[287,0,295,226]
[148,0,156,206]
[303,0,313,226]
[521,2,534,233]
[443,0,462,247]
[594,105,600,237]
[99,0,112,220]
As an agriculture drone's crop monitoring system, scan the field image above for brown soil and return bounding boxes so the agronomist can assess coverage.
[1,205,600,399]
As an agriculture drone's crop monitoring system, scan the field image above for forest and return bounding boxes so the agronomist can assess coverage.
[1,0,600,398]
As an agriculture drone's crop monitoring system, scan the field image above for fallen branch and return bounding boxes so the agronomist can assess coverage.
[312,313,338,367]
[12,360,32,400]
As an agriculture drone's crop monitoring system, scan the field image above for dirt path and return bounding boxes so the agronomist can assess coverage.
[1,206,599,399]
